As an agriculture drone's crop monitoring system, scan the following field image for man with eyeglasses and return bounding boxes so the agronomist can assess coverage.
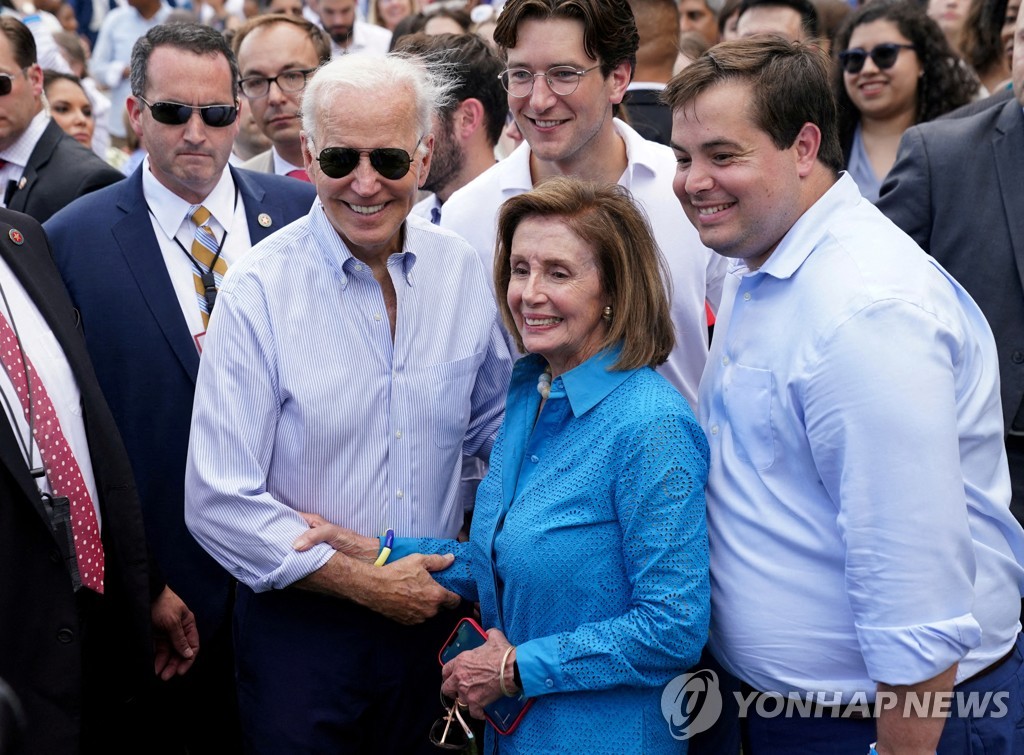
[440,0,726,412]
[43,22,314,754]
[0,17,122,223]
[233,14,332,181]
[184,52,512,753]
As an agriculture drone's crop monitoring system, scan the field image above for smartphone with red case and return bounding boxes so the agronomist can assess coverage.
[438,617,534,735]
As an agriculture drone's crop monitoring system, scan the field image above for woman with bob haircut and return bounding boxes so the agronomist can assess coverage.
[296,177,711,754]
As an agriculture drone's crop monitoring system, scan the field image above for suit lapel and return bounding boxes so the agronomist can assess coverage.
[992,102,1024,296]
[233,166,288,244]
[111,173,202,382]
[6,120,59,214]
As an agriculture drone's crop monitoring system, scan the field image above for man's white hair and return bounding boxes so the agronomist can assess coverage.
[302,52,457,154]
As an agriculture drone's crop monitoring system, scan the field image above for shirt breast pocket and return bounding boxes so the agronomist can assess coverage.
[423,353,482,449]
[725,363,775,471]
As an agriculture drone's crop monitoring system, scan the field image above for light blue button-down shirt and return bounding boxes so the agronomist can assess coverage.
[701,174,1024,699]
[184,202,512,591]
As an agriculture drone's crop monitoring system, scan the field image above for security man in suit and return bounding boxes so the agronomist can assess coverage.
[877,6,1024,529]
[0,206,197,754]
[44,22,316,754]
[0,17,124,222]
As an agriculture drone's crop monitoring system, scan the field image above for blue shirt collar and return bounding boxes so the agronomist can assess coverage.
[515,344,638,418]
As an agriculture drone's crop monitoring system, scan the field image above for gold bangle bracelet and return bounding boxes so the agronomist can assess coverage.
[498,645,517,697]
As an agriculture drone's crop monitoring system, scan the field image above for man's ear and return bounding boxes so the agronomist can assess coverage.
[300,131,315,174]
[793,122,822,177]
[453,98,485,140]
[607,59,632,105]
[417,132,434,188]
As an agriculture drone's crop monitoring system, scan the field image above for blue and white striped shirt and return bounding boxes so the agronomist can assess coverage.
[184,201,512,592]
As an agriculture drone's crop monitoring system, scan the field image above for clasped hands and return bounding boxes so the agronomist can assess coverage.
[293,513,462,625]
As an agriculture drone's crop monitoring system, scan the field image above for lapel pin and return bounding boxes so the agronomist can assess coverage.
[257,213,272,228]
[9,228,23,245]
[17,177,26,190]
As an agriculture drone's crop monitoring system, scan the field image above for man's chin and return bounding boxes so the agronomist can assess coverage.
[329,29,352,45]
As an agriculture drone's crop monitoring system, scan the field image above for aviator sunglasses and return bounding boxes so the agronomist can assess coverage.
[837,43,916,74]
[315,137,423,180]
[136,96,239,127]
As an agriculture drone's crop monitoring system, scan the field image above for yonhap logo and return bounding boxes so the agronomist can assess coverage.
[661,668,723,740]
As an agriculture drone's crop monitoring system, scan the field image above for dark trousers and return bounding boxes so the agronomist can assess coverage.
[733,634,1024,754]
[234,584,469,755]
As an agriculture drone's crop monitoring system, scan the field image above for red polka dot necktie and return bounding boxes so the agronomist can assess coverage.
[0,311,104,592]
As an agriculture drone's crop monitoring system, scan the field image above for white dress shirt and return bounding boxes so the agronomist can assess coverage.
[0,257,101,524]
[0,111,50,207]
[141,159,253,346]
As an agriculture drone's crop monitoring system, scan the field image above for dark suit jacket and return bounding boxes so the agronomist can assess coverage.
[44,167,315,640]
[621,87,673,147]
[5,119,125,223]
[940,86,1015,120]
[0,208,153,754]
[877,98,1024,451]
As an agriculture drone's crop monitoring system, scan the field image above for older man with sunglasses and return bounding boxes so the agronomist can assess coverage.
[43,22,315,753]
[183,52,512,754]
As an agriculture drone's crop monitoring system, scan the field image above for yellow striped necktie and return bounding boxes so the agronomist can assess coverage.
[190,204,227,329]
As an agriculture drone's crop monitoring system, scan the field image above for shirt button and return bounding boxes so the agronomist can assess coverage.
[530,454,539,463]
[722,356,730,365]
[743,292,751,301]
[396,489,404,499]
[545,679,554,688]
[395,430,402,439]
[373,313,382,322]
[711,425,719,435]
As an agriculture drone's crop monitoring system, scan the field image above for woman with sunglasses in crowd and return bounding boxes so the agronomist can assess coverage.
[833,0,977,202]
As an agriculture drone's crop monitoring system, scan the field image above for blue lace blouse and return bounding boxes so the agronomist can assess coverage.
[389,349,711,753]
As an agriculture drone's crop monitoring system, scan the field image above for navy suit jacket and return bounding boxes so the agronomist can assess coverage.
[0,208,153,752]
[6,119,125,223]
[44,167,315,639]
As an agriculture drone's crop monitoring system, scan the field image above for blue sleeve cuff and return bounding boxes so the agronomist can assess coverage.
[857,613,982,685]
[387,536,419,561]
[515,635,564,697]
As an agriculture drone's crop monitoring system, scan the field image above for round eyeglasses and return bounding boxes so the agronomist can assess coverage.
[498,65,601,98]
[239,68,318,99]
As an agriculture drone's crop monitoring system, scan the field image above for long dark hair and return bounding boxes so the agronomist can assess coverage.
[832,0,978,158]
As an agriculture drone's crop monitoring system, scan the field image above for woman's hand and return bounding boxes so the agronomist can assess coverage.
[292,512,380,562]
[441,628,517,720]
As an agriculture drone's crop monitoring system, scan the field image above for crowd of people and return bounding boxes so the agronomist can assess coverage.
[0,0,1021,751]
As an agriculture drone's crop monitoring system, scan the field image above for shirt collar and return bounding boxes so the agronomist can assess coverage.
[309,197,418,286]
[0,110,49,168]
[518,344,638,418]
[142,158,237,239]
[271,147,304,176]
[730,172,852,281]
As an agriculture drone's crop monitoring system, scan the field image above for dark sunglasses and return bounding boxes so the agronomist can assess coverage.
[0,72,15,97]
[838,43,915,74]
[315,138,422,180]
[136,96,239,127]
